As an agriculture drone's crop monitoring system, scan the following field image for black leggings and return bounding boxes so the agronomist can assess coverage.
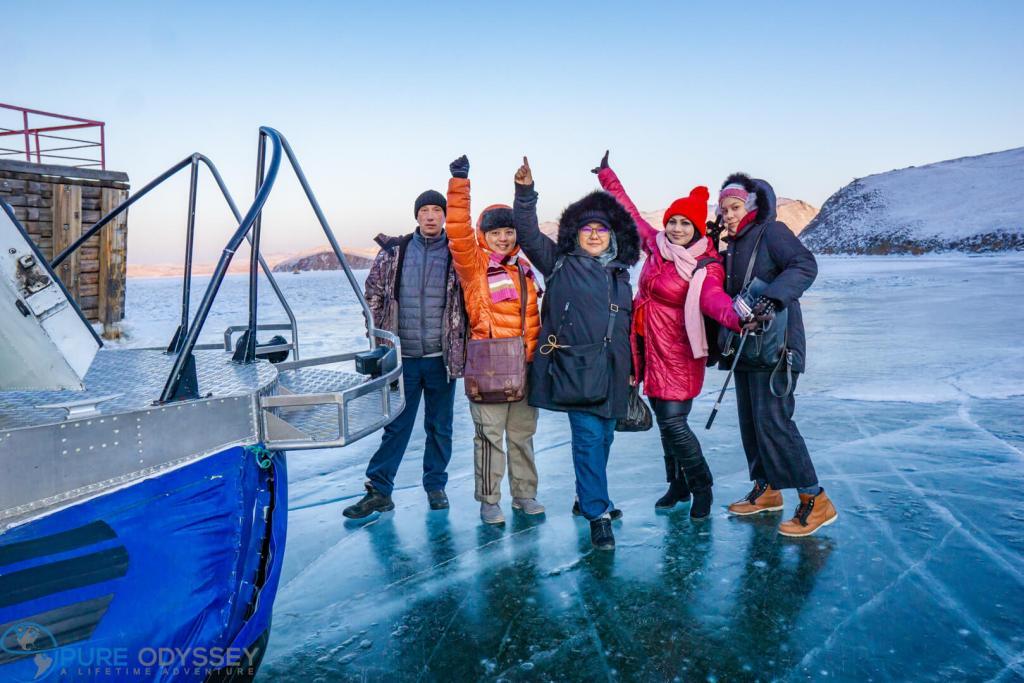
[649,397,713,489]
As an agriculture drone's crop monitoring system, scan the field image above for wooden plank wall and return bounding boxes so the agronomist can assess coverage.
[0,162,129,336]
[99,188,128,329]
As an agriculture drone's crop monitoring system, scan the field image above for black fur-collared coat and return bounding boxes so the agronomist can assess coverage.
[512,182,640,419]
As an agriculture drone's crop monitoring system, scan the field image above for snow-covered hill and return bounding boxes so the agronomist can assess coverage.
[271,248,376,273]
[801,147,1024,253]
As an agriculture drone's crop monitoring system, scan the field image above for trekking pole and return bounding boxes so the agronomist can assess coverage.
[706,329,750,430]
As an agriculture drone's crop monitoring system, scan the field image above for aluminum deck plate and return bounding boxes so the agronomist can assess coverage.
[0,348,277,431]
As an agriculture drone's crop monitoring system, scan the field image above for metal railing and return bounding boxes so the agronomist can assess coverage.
[0,103,105,169]
[49,126,379,406]
[159,127,377,402]
[50,150,301,397]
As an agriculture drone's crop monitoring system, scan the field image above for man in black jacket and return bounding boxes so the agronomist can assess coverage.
[717,173,838,537]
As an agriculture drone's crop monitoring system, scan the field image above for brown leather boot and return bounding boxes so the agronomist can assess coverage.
[778,488,838,537]
[727,481,784,516]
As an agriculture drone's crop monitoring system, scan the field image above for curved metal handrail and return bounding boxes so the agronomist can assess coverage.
[159,133,284,402]
[49,153,300,360]
[51,125,381,404]
[269,128,376,342]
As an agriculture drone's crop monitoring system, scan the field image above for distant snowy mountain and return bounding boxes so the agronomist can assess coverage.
[801,147,1024,254]
[272,247,376,272]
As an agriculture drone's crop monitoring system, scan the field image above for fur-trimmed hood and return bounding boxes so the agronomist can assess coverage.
[556,191,640,266]
[720,173,778,225]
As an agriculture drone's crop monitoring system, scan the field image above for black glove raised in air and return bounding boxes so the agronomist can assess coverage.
[590,149,610,175]
[449,155,470,179]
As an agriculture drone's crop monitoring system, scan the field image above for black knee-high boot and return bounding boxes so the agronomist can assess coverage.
[655,456,691,509]
[684,461,714,519]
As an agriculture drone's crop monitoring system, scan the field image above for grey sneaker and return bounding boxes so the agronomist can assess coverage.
[480,502,505,525]
[512,498,546,515]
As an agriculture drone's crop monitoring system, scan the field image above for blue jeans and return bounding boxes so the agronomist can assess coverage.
[365,356,456,496]
[568,411,616,520]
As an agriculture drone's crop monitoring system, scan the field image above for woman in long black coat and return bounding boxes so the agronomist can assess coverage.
[511,158,640,550]
[716,172,838,537]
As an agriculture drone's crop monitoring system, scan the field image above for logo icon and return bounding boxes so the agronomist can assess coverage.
[1,622,58,681]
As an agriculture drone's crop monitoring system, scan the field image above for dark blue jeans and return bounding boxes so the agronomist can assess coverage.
[568,410,616,520]
[365,356,456,496]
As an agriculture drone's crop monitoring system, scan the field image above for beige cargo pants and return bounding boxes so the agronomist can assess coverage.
[469,397,539,504]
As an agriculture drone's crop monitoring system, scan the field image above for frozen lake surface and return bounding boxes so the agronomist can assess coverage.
[123,254,1024,682]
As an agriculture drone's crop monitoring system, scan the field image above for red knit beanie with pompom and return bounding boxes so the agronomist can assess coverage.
[663,186,710,235]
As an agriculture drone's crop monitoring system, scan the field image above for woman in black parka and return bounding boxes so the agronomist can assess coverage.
[716,172,838,537]
[511,157,640,550]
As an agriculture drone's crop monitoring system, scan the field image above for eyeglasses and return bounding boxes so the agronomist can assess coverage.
[578,226,610,236]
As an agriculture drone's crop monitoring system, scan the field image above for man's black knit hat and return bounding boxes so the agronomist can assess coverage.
[414,189,447,217]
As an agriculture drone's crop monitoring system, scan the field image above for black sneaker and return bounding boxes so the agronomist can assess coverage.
[572,500,622,521]
[427,489,449,510]
[590,518,615,550]
[342,484,394,519]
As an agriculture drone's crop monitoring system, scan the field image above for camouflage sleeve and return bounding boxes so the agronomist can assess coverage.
[364,250,389,330]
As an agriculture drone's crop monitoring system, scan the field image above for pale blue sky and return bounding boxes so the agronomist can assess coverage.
[3,0,1022,263]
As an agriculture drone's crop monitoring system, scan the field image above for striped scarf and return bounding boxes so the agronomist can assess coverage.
[487,251,539,304]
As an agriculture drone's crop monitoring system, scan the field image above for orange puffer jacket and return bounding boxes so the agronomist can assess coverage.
[446,177,541,360]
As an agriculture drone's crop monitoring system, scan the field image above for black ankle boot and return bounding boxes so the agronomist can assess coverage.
[684,463,714,519]
[590,518,615,550]
[342,484,394,519]
[690,488,713,519]
[655,477,691,510]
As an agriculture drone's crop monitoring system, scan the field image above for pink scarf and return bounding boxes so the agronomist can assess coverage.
[655,231,710,358]
[486,251,540,304]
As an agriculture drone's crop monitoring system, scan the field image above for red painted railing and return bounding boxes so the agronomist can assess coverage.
[0,102,105,169]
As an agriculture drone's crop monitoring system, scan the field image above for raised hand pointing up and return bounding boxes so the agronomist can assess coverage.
[515,156,533,186]
[591,150,609,174]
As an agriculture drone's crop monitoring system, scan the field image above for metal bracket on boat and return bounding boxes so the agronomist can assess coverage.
[223,324,295,359]
[259,329,405,450]
[37,394,123,420]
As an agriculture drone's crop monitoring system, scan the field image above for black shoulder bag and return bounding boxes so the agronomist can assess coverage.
[542,264,619,407]
[718,225,794,397]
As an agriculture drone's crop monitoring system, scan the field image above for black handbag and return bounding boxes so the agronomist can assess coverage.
[546,303,618,406]
[616,385,653,432]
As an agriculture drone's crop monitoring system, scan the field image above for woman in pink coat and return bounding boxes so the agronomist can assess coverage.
[594,151,742,518]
